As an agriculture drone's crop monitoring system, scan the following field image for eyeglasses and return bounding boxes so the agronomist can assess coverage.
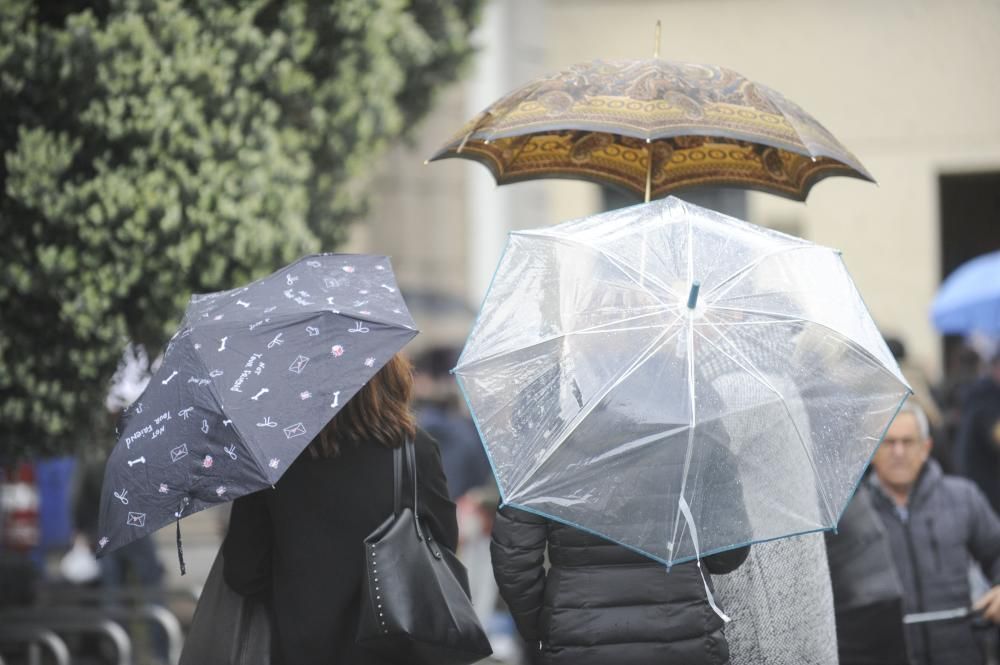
[881,436,923,449]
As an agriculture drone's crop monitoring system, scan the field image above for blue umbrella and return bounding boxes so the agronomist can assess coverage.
[931,250,1000,334]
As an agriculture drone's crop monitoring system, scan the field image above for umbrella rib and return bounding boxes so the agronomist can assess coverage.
[711,289,817,305]
[704,245,821,304]
[582,424,693,466]
[756,83,869,176]
[463,353,565,433]
[708,305,908,387]
[454,308,678,372]
[434,78,549,152]
[186,336,272,483]
[668,213,698,553]
[192,308,415,336]
[510,423,694,501]
[694,324,837,525]
[515,230,679,302]
[316,306,415,331]
[695,317,805,328]
[506,315,686,500]
[486,81,552,140]
[600,249,677,302]
[752,83,825,158]
[679,209,741,291]
[708,305,805,320]
[668,312,698,555]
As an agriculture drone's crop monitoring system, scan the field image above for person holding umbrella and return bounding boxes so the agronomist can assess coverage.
[222,352,458,665]
[491,441,751,665]
[431,28,885,664]
[96,255,465,663]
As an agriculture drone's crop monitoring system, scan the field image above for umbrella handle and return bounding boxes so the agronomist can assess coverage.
[642,20,663,204]
[174,497,190,576]
[645,142,653,203]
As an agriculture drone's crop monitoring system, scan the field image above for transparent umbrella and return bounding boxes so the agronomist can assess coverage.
[454,197,910,566]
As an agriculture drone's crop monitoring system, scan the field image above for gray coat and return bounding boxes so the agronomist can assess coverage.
[825,483,908,664]
[713,533,839,665]
[868,459,1000,665]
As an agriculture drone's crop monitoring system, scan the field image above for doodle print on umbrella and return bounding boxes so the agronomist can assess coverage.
[96,254,418,564]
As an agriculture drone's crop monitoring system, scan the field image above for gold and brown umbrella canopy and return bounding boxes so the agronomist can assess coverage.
[429,59,874,201]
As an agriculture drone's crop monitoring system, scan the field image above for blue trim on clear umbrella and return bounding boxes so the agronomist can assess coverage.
[833,391,912,528]
[454,373,508,506]
[499,500,836,569]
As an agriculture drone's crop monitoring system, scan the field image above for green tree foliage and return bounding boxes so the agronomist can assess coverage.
[0,0,481,456]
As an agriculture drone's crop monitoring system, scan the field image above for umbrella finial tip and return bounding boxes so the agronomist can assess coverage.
[687,281,701,310]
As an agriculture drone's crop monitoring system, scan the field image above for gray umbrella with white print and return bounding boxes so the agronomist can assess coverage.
[97,254,417,569]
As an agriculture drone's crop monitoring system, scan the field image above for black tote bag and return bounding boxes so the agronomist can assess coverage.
[179,549,271,665]
[356,439,492,665]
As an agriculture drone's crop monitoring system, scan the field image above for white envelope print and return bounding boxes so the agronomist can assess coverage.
[170,443,189,463]
[283,422,307,439]
[288,355,310,374]
[127,512,146,527]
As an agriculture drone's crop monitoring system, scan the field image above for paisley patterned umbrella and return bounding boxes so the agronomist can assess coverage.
[96,254,417,563]
[429,58,873,201]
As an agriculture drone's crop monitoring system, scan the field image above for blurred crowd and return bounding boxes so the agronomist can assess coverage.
[2,338,1000,665]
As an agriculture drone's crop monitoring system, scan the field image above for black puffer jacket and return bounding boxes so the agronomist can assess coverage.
[492,507,749,665]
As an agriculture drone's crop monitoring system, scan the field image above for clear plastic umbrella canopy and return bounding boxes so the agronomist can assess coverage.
[455,197,910,566]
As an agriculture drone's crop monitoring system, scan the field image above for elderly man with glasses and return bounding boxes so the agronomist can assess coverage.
[869,402,1000,665]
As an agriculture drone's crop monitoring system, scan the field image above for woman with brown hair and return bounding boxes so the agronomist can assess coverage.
[222,353,458,665]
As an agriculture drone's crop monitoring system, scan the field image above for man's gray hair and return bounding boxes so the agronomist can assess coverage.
[896,400,930,440]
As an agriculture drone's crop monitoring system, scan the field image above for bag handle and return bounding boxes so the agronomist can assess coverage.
[407,439,418,520]
[392,442,402,517]
[393,439,427,542]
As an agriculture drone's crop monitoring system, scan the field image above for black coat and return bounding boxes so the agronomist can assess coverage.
[222,428,457,665]
[491,506,749,665]
[955,377,1000,516]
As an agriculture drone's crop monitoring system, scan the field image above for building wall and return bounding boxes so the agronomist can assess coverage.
[351,0,560,354]
[545,0,1000,375]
